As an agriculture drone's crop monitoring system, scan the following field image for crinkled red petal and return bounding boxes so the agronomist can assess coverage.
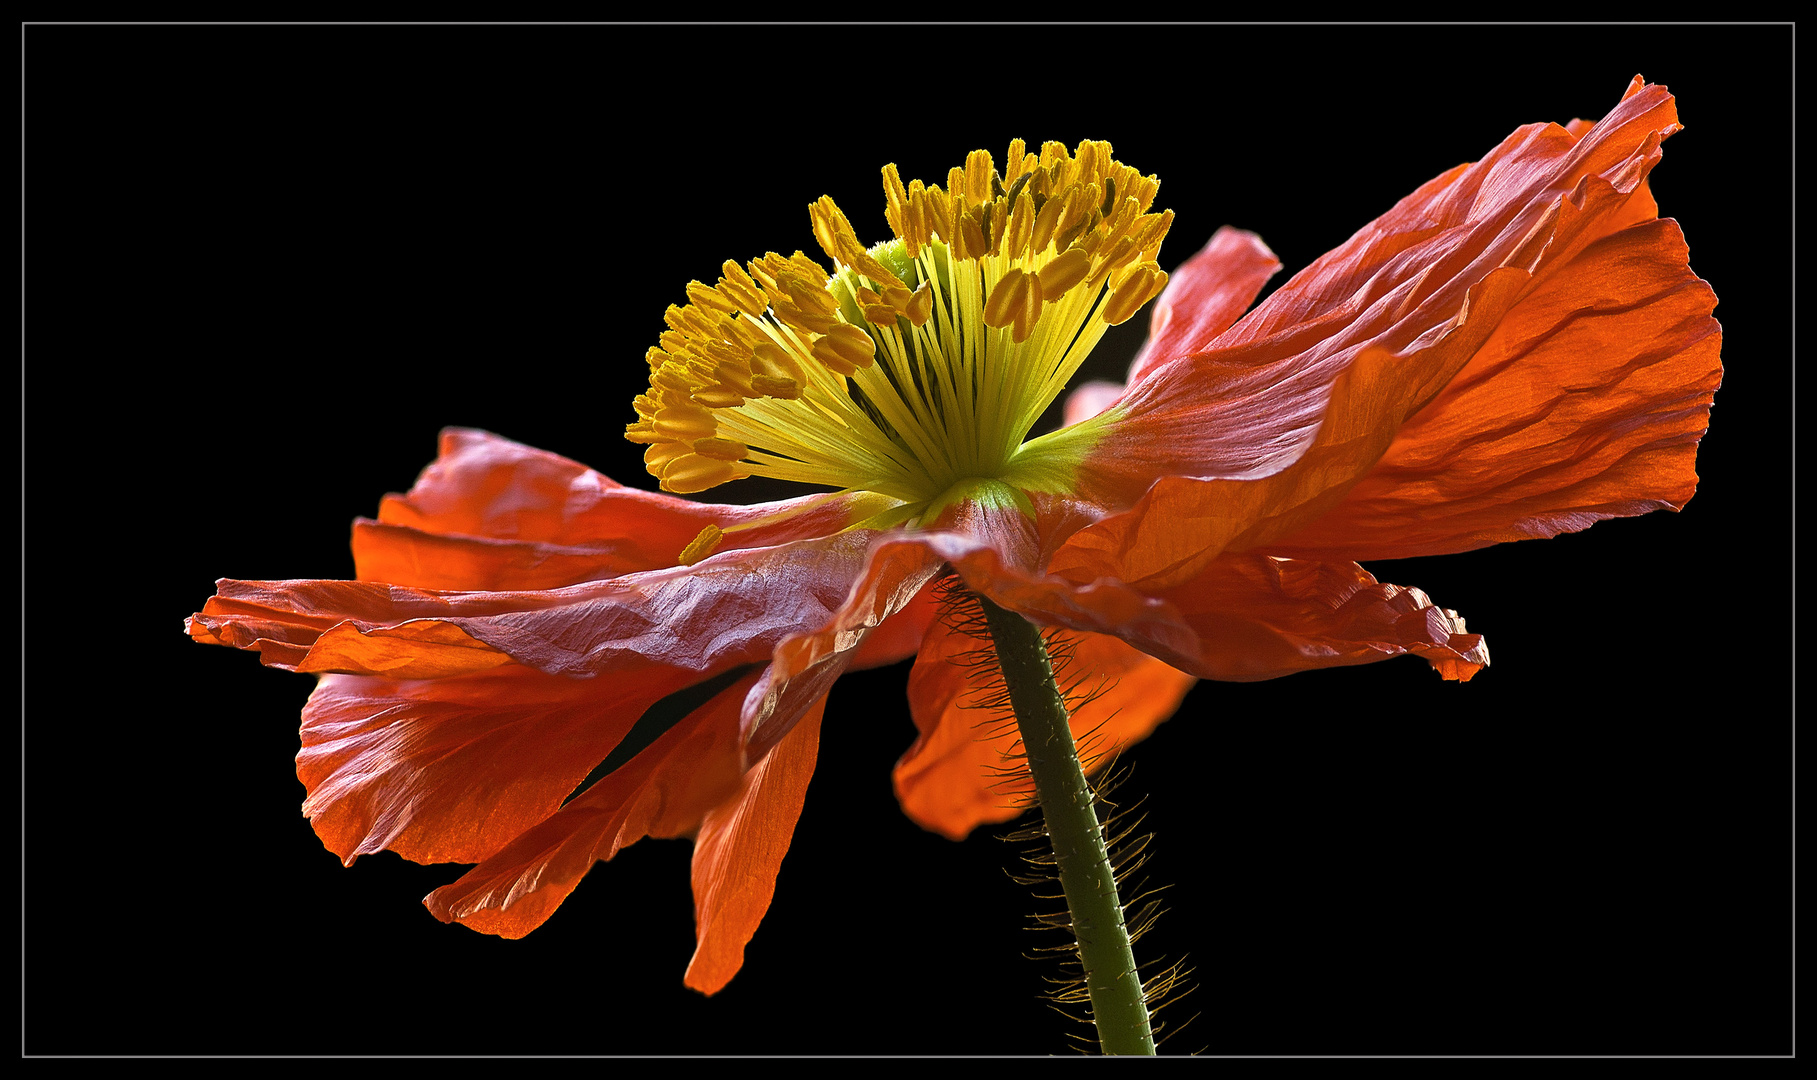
[299,663,697,866]
[1053,80,1694,592]
[741,536,947,763]
[1268,215,1720,561]
[684,692,827,995]
[352,519,652,592]
[1127,225,1281,383]
[848,575,941,670]
[915,525,1482,686]
[192,529,882,680]
[422,668,765,939]
[368,427,875,581]
[1154,553,1489,682]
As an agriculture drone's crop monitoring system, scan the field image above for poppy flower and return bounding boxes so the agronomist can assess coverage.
[187,76,1719,996]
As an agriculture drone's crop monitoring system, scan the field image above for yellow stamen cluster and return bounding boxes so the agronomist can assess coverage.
[626,138,1172,511]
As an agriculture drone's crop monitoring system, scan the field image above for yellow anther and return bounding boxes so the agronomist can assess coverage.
[695,337,745,371]
[786,251,828,280]
[879,284,915,312]
[1136,210,1175,260]
[810,342,858,376]
[924,185,954,246]
[983,267,1033,329]
[1101,196,1141,250]
[750,374,802,399]
[691,386,745,409]
[712,359,755,396]
[1123,170,1161,212]
[1030,187,1068,254]
[1002,169,1032,209]
[787,272,839,318]
[964,149,993,205]
[811,322,876,374]
[661,454,749,494]
[836,232,903,290]
[693,436,749,461]
[770,301,820,337]
[809,195,856,266]
[653,403,718,441]
[722,313,771,352]
[1103,263,1167,326]
[882,163,911,245]
[1037,247,1092,298]
[652,368,694,395]
[987,198,1009,257]
[670,302,722,342]
[1077,141,1109,184]
[905,178,928,254]
[1089,235,1140,291]
[751,341,805,383]
[824,322,876,359]
[677,524,725,566]
[960,207,989,262]
[904,280,933,327]
[686,280,738,315]
[718,260,770,318]
[1054,205,1097,256]
[1011,272,1044,344]
[1002,189,1035,262]
[643,440,688,473]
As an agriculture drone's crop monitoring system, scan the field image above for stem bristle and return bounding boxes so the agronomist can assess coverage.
[932,572,1198,1053]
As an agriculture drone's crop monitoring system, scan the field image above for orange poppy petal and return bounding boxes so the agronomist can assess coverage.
[1154,553,1489,682]
[1267,215,1720,561]
[1127,225,1281,383]
[1052,80,1691,592]
[299,663,699,866]
[741,535,947,764]
[352,518,652,591]
[894,617,1196,841]
[848,575,942,670]
[1216,76,1679,353]
[423,668,763,939]
[373,428,872,577]
[684,692,828,996]
[188,578,519,677]
[193,528,882,680]
[922,522,1483,685]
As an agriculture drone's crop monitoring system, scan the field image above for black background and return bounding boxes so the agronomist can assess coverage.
[25,22,1792,1056]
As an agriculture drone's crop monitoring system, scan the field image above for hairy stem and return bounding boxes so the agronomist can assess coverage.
[978,594,1155,1055]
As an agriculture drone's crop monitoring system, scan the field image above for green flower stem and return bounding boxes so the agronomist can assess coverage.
[978,594,1156,1056]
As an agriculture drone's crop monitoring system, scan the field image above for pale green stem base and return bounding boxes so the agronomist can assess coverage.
[979,595,1156,1056]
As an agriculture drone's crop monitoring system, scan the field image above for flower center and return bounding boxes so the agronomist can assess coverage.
[626,138,1172,523]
